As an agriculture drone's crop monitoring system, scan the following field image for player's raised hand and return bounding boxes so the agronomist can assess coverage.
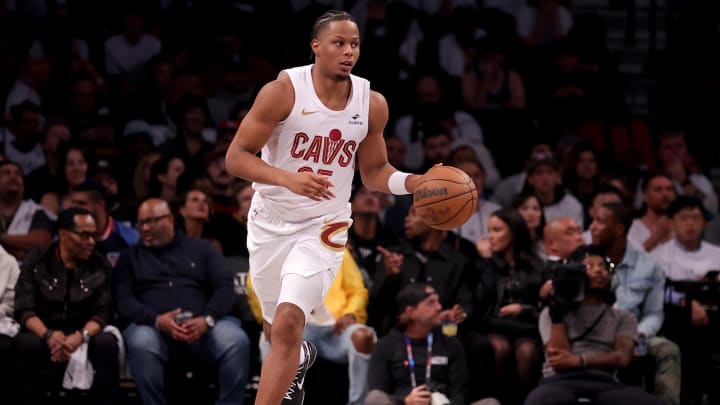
[285,171,335,200]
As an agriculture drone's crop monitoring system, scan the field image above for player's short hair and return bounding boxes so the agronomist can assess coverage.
[311,10,354,40]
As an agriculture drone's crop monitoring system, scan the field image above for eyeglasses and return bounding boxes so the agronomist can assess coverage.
[137,214,171,227]
[67,229,98,241]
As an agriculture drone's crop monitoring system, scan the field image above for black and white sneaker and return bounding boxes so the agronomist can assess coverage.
[282,340,317,405]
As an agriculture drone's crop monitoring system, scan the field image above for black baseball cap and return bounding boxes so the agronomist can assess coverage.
[396,283,436,314]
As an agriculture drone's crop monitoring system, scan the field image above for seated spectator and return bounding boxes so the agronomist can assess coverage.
[114,198,250,405]
[454,156,502,246]
[0,160,54,260]
[525,246,664,405]
[654,128,718,215]
[651,196,720,403]
[148,153,186,206]
[40,142,91,215]
[24,119,72,202]
[474,208,544,403]
[2,101,46,176]
[562,142,601,217]
[348,183,398,286]
[590,201,681,405]
[543,217,585,262]
[628,173,676,252]
[104,7,161,83]
[158,95,215,178]
[582,183,627,242]
[0,244,19,402]
[491,144,552,208]
[524,151,584,225]
[369,204,475,337]
[132,151,162,202]
[512,191,548,258]
[462,36,526,111]
[365,283,499,405]
[251,249,376,405]
[14,208,118,405]
[69,179,139,266]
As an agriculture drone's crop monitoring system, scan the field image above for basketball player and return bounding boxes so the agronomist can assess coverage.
[225,10,428,405]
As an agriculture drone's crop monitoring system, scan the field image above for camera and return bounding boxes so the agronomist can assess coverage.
[550,262,586,306]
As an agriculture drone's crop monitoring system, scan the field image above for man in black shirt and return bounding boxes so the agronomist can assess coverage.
[367,283,472,405]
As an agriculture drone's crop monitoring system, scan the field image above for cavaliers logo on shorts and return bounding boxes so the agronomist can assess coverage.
[320,221,350,252]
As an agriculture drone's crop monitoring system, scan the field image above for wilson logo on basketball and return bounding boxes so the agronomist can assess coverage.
[413,187,448,203]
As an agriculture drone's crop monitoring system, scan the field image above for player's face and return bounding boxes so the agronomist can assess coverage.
[312,20,360,80]
[487,215,512,253]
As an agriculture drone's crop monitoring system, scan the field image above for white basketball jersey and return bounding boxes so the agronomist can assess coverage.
[253,64,370,221]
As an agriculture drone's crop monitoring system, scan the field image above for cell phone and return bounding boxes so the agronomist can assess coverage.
[174,311,194,324]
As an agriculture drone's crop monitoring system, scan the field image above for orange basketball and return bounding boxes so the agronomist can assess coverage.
[413,165,478,230]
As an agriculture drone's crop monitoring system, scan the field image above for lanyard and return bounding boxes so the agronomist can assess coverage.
[404,333,433,388]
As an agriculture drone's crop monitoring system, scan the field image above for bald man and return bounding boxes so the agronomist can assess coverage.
[114,198,251,405]
[544,217,585,261]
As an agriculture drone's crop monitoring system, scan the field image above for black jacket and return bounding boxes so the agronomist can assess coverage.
[15,243,113,331]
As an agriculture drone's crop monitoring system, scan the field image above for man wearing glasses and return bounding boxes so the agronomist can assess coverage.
[114,198,251,405]
[14,207,118,405]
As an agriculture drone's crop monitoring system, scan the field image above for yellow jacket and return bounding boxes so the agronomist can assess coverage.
[246,248,369,324]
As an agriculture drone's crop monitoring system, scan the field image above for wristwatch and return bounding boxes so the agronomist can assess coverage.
[205,315,216,329]
[81,330,91,344]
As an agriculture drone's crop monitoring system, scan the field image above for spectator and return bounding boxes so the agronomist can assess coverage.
[148,153,185,205]
[543,217,585,262]
[651,196,720,403]
[132,151,161,202]
[454,157,502,246]
[14,207,118,405]
[581,183,626,243]
[512,191,548,258]
[462,36,527,111]
[347,183,398,286]
[589,201,681,405]
[562,142,601,215]
[0,160,54,260]
[198,147,237,216]
[2,101,45,176]
[232,180,254,226]
[492,144,552,208]
[158,95,215,178]
[69,179,139,266]
[369,204,475,338]
[628,173,676,252]
[655,129,718,215]
[0,244,19,402]
[524,151,584,225]
[114,198,251,405]
[104,7,162,82]
[524,246,664,405]
[24,118,72,201]
[40,142,91,215]
[365,282,499,405]
[474,208,543,403]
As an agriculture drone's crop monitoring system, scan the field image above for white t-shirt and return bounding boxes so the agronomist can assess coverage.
[543,193,583,226]
[651,240,720,280]
[104,34,162,75]
[253,65,369,221]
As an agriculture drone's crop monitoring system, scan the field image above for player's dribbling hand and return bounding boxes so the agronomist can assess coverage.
[377,246,403,275]
[285,171,335,200]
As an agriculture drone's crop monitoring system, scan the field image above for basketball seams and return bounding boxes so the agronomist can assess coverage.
[423,198,476,228]
[413,189,477,209]
[413,165,478,230]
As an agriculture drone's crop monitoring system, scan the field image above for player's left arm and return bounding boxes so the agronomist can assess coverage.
[356,91,423,194]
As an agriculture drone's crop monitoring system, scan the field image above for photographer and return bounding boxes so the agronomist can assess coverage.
[525,246,664,405]
[365,283,499,405]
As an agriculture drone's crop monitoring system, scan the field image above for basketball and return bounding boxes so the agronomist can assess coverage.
[413,165,478,230]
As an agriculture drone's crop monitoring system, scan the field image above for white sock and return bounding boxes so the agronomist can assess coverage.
[298,342,306,366]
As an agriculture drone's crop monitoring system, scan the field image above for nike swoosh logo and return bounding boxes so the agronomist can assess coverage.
[301,109,318,115]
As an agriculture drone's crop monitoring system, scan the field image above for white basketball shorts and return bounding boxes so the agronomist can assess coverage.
[247,193,352,324]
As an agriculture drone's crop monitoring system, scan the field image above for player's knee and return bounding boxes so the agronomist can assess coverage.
[271,303,306,343]
[351,326,374,354]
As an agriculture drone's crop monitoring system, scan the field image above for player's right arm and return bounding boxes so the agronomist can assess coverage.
[225,74,334,200]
